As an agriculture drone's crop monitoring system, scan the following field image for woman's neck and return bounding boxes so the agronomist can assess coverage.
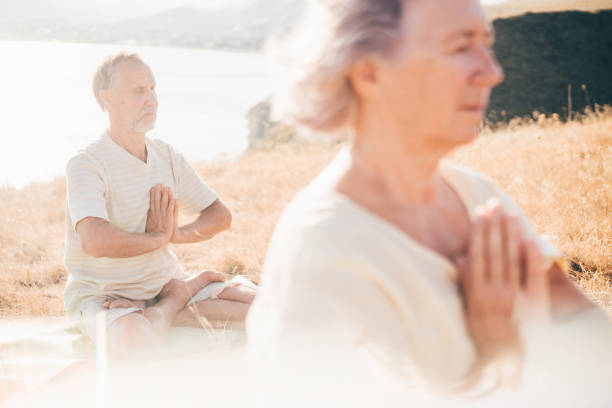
[339,111,450,207]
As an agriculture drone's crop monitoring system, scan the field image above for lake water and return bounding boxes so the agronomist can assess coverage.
[0,41,271,188]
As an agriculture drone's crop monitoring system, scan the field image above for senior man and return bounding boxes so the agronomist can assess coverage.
[65,53,255,358]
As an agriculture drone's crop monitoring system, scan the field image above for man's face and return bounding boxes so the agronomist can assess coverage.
[374,0,504,149]
[103,60,158,134]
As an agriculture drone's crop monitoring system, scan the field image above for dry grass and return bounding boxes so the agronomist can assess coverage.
[451,106,612,310]
[173,142,342,283]
[0,109,611,317]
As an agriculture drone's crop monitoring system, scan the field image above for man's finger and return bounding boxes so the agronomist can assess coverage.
[174,199,180,220]
[169,198,175,216]
[149,186,156,213]
[161,186,169,212]
[152,184,162,214]
[166,187,175,213]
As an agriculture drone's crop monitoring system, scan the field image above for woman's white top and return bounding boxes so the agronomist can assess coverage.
[247,148,562,385]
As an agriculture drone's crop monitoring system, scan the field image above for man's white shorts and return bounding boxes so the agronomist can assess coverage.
[75,275,255,341]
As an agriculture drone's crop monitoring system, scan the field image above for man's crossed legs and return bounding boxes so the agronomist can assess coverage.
[95,271,255,359]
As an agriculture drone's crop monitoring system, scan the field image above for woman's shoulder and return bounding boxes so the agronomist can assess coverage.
[272,189,362,254]
[439,160,510,207]
[439,160,498,189]
[270,148,366,252]
[440,160,562,260]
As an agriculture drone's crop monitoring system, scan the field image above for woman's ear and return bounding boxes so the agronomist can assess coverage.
[347,58,381,99]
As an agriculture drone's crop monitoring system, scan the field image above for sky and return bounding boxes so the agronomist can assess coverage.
[0,0,260,23]
[45,0,258,20]
[37,0,507,22]
[0,0,511,24]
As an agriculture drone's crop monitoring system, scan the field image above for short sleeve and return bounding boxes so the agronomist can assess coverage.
[66,154,109,231]
[169,147,218,216]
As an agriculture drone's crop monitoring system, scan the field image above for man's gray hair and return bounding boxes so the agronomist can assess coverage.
[92,52,144,110]
[270,0,403,132]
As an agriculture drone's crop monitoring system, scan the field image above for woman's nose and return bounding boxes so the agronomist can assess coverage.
[474,48,505,88]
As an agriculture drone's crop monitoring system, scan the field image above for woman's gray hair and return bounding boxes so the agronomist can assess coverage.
[270,0,403,132]
[92,52,144,110]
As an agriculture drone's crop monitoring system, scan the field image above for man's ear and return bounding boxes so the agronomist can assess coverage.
[347,58,381,99]
[99,89,112,112]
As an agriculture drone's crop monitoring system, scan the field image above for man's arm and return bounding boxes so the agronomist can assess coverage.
[171,199,232,244]
[77,185,175,258]
[76,217,168,258]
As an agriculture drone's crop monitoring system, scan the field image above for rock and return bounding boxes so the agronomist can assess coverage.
[246,99,297,151]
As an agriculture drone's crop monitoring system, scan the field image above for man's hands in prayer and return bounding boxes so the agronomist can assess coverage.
[146,184,177,244]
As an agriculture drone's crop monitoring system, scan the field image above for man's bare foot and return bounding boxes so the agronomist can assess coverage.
[102,298,146,310]
[218,284,256,304]
[143,271,226,336]
[159,271,226,305]
[173,299,251,328]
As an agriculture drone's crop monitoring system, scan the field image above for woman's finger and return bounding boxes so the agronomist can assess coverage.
[505,214,521,292]
[487,203,504,285]
[469,209,487,292]
[454,255,468,276]
[454,255,469,300]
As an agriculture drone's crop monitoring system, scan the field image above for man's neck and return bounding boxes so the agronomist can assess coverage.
[108,125,147,163]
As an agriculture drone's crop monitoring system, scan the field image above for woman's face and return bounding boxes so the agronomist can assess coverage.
[372,0,503,149]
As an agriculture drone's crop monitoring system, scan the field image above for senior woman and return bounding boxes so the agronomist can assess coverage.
[247,0,606,388]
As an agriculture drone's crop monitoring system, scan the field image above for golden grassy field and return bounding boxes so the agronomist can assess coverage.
[0,107,611,317]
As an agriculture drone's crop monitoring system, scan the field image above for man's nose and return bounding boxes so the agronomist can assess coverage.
[474,48,505,88]
[145,90,157,107]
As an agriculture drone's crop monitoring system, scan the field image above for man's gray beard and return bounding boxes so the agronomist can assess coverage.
[136,120,155,134]
[128,119,156,135]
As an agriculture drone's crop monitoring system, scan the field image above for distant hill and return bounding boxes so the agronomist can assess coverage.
[488,9,612,121]
[1,1,610,120]
[105,1,305,49]
[0,0,305,50]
